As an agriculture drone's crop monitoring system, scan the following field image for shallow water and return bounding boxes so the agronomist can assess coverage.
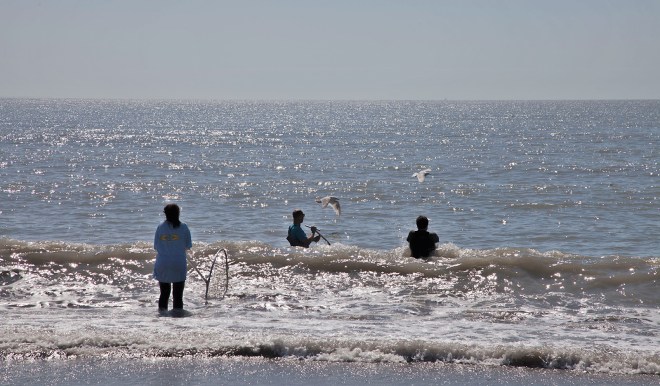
[0,99,658,378]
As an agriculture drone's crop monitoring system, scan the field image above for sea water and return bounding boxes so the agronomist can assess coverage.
[0,99,658,384]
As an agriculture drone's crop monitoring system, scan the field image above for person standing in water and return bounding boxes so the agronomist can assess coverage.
[154,203,192,312]
[407,215,440,259]
[287,209,321,247]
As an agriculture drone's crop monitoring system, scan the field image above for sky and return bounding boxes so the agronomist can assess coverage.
[1,0,659,100]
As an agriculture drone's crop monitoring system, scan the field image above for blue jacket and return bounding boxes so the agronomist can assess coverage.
[153,221,192,282]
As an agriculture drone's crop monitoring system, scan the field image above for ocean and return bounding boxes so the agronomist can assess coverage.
[0,99,658,384]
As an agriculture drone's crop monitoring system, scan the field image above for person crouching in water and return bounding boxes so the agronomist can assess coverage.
[287,209,321,247]
[407,215,440,259]
[154,203,192,313]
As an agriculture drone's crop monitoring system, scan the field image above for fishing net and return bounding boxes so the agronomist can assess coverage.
[188,249,230,302]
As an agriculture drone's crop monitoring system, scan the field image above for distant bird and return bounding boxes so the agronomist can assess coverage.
[412,168,432,182]
[316,196,341,216]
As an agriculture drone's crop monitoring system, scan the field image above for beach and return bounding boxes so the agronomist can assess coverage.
[3,357,658,386]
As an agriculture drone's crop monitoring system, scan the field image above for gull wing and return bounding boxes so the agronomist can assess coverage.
[414,169,432,182]
[317,196,341,216]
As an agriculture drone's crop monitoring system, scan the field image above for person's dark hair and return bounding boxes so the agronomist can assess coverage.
[164,204,181,228]
[416,215,429,230]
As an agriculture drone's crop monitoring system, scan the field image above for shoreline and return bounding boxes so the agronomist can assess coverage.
[2,357,657,386]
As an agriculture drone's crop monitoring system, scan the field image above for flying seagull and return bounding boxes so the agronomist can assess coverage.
[316,196,341,216]
[412,168,432,182]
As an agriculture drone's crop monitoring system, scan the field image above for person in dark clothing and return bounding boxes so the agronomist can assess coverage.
[407,215,439,259]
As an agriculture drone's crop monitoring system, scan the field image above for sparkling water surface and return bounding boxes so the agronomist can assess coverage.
[0,99,658,378]
[1,99,658,256]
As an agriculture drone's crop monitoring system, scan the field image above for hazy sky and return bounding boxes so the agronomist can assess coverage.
[2,0,659,100]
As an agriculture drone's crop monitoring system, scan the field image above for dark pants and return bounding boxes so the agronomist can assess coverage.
[159,281,185,310]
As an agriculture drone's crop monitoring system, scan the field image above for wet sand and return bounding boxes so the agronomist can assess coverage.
[2,357,656,386]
